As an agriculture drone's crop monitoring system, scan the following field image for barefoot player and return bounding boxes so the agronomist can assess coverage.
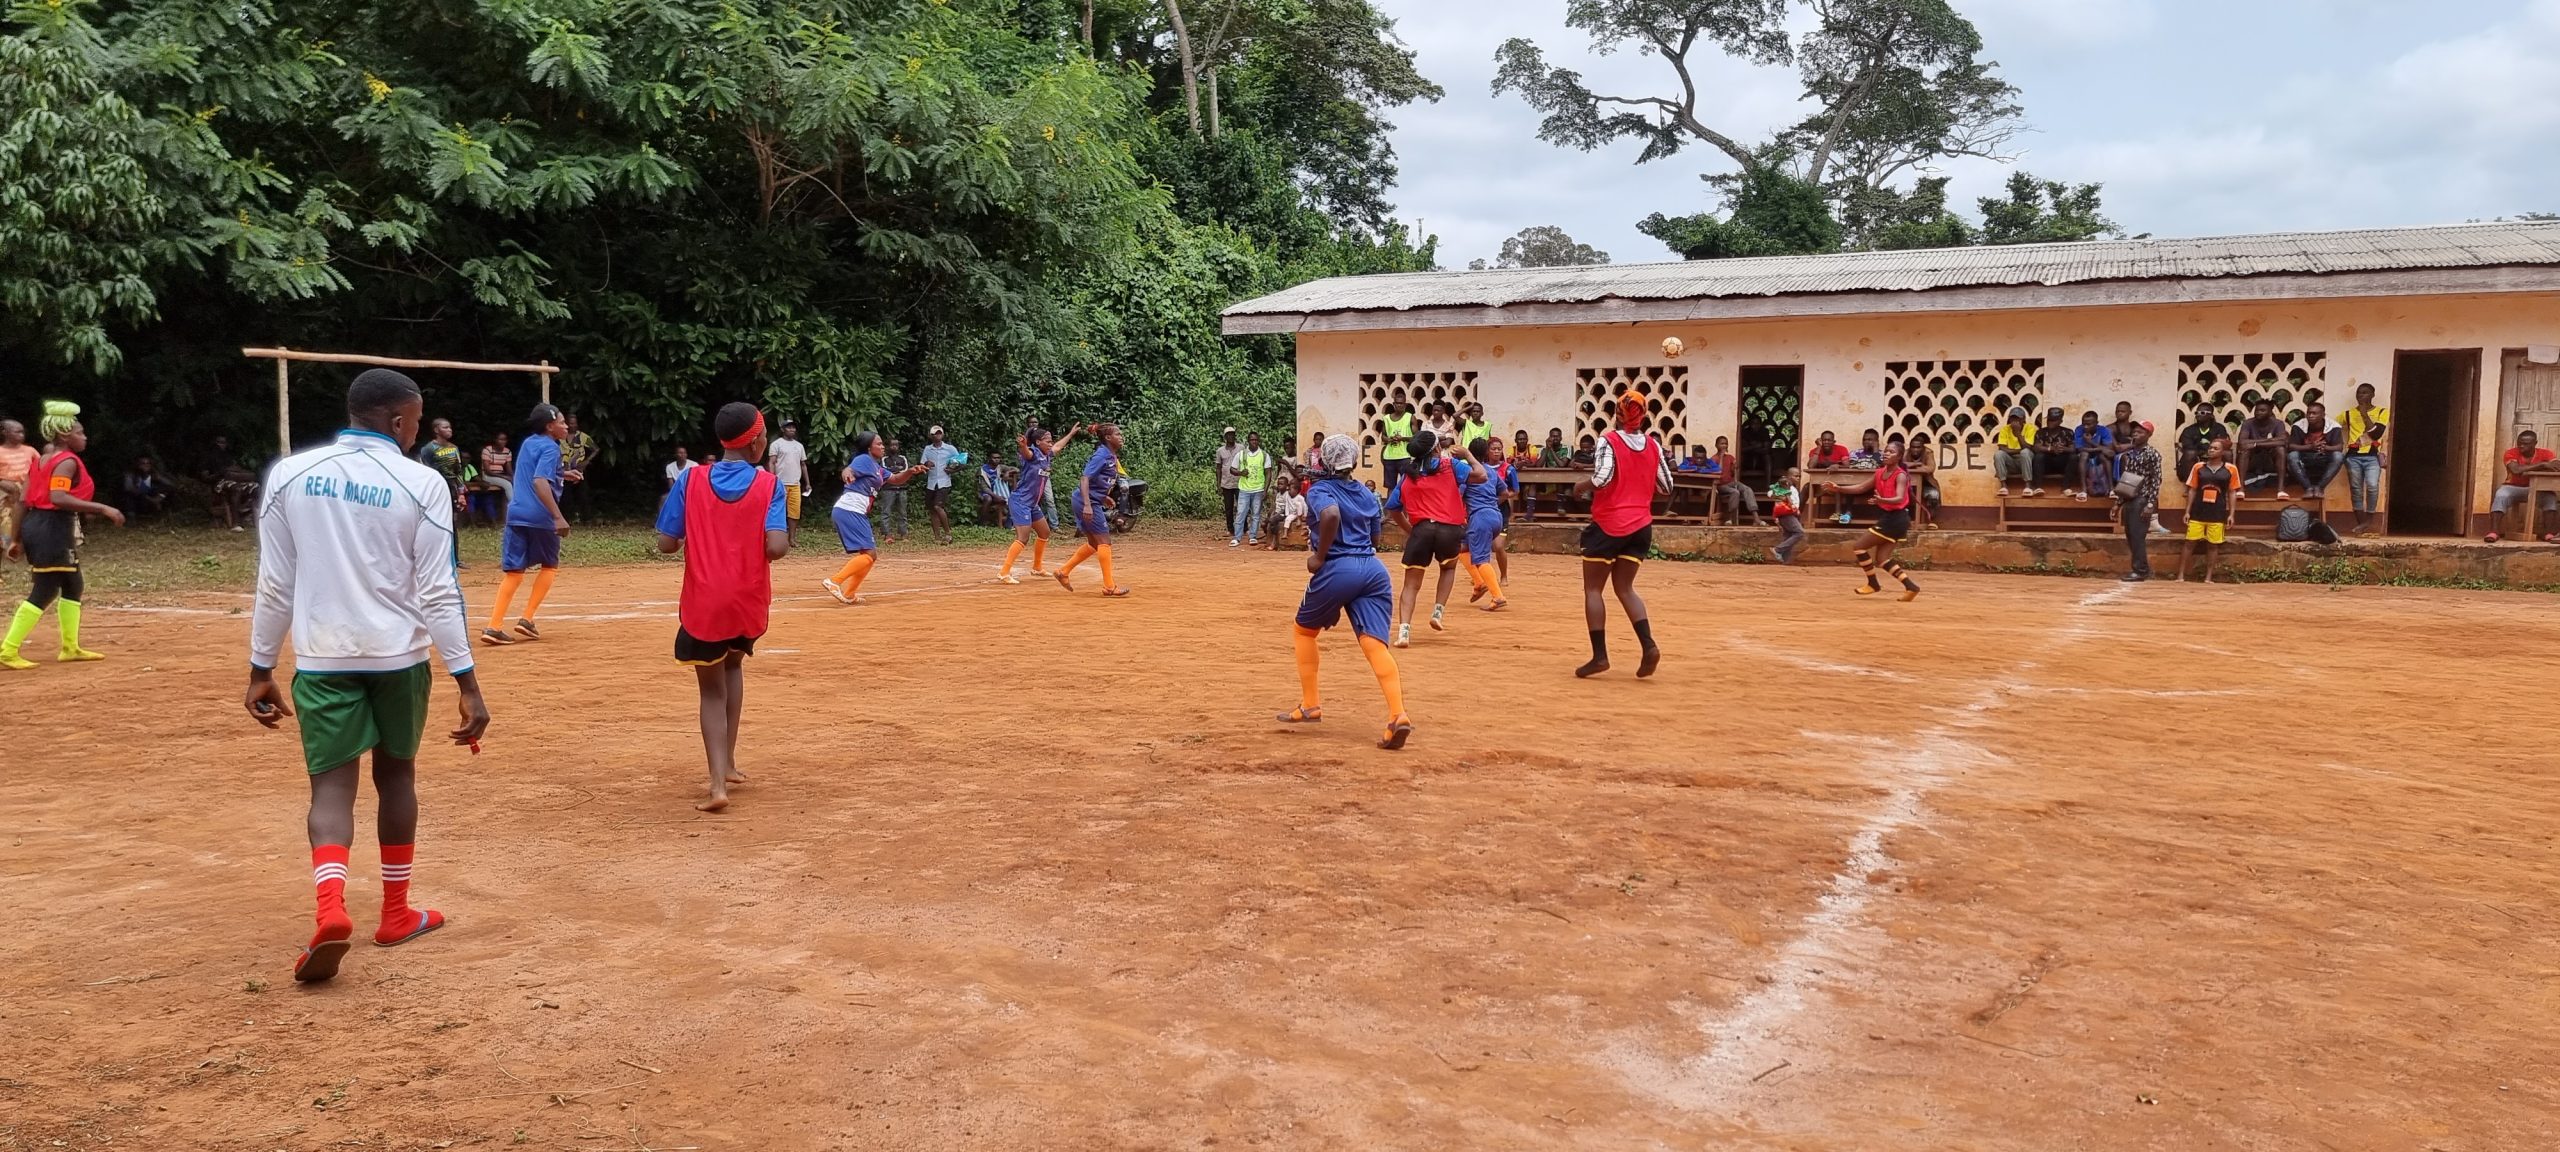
[1572,393,1671,678]
[1823,445,1922,600]
[1277,434,1411,749]
[245,369,489,983]
[1054,423,1129,596]
[656,403,790,812]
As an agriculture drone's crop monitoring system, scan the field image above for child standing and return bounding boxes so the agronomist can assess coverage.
[655,403,790,812]
[824,432,928,605]
[1768,468,1806,564]
[1278,434,1411,749]
[2175,438,2238,584]
[481,404,575,645]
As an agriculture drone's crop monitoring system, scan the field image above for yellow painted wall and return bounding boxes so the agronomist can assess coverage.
[1293,293,2560,519]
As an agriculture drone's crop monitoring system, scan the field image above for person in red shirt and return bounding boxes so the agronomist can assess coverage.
[1383,429,1476,646]
[2487,429,2560,543]
[655,402,791,812]
[1572,393,1672,678]
[3,400,125,669]
[1806,430,1851,469]
[1823,448,1923,601]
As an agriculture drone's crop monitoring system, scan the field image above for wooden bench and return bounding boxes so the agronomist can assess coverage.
[1997,492,2121,533]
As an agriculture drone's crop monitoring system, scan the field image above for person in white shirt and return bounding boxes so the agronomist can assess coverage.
[664,445,697,490]
[764,419,808,538]
[245,368,490,984]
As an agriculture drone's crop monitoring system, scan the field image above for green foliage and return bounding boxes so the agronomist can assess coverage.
[1639,163,1842,259]
[1977,170,2121,245]
[1471,224,1608,269]
[0,0,1442,507]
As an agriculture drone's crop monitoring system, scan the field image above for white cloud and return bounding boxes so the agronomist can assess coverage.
[1960,0,2158,46]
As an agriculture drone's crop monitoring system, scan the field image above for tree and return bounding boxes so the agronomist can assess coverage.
[1491,0,1791,170]
[1638,161,1842,259]
[1470,225,1609,269]
[1781,0,2019,193]
[1976,171,2121,245]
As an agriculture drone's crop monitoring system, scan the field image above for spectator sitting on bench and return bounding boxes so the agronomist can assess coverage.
[1992,406,2041,496]
[1712,435,1761,525]
[1677,444,1714,473]
[2107,401,2139,461]
[1847,428,1884,469]
[2071,410,2115,502]
[1538,427,1572,468]
[2177,400,2230,476]
[1570,433,1596,469]
[1807,430,1851,469]
[2033,407,2077,489]
[2288,401,2345,499]
[2237,399,2291,498]
[2486,428,2560,544]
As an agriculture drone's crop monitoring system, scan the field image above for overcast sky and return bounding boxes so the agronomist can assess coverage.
[1376,0,2560,269]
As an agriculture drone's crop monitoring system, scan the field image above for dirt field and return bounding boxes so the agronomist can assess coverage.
[4,533,2554,1151]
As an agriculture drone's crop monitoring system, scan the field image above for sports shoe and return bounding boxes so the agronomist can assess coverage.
[479,628,515,646]
[510,618,541,641]
[58,647,104,663]
[824,578,854,605]
[1393,624,1411,649]
[1428,605,1446,632]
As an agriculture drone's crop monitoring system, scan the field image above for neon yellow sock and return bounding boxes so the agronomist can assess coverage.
[1,602,38,663]
[57,599,99,659]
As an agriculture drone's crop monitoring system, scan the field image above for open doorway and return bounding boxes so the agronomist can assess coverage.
[1738,365,1803,490]
[2387,350,2479,536]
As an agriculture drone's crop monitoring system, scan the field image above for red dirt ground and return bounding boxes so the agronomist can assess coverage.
[3,534,2553,1151]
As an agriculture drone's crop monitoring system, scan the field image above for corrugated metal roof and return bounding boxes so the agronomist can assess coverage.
[1224,221,2560,320]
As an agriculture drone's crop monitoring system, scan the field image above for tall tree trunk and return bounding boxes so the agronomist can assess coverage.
[1080,0,1093,53]
[1206,68,1220,137]
[1164,0,1201,135]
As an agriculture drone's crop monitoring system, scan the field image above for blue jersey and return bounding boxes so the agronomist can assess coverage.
[836,454,886,513]
[1305,475,1381,558]
[507,433,563,527]
[1461,460,1505,518]
[1011,444,1053,509]
[1079,444,1118,511]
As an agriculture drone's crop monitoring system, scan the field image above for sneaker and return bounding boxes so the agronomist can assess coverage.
[2150,518,2171,536]
[1393,624,1411,649]
[1228,538,1240,547]
[2120,571,2149,582]
[2024,487,2043,497]
[824,578,853,605]
[1429,605,1446,632]
[479,628,515,647]
[510,618,541,641]
[1997,486,2011,497]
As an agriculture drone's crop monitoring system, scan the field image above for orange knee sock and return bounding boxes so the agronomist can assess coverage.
[1475,562,1505,602]
[1359,635,1406,718]
[487,571,524,630]
[1097,544,1116,587]
[1060,542,1095,576]
[1032,537,1048,570]
[1293,625,1322,711]
[832,552,875,590]
[522,567,559,618]
[1001,539,1025,575]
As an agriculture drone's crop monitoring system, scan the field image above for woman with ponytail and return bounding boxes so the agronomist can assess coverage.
[3,401,124,670]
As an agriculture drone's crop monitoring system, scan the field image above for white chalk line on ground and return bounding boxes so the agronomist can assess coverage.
[103,577,1003,621]
[1612,584,2136,1112]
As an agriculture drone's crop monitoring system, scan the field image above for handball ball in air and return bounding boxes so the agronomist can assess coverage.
[1661,336,1685,359]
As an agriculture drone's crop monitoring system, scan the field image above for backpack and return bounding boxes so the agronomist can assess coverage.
[2275,504,2312,542]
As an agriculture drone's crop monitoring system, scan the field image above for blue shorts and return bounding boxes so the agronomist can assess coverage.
[501,523,561,571]
[831,506,875,554]
[1008,496,1047,529]
[1296,556,1394,641]
[1076,507,1111,539]
[1466,511,1507,566]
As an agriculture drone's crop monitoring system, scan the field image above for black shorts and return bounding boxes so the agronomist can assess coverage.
[1400,520,1464,568]
[1870,508,1914,543]
[19,508,76,571]
[1579,522,1653,564]
[924,487,950,510]
[674,627,759,666]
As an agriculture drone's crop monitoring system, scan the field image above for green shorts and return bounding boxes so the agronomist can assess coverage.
[292,664,432,775]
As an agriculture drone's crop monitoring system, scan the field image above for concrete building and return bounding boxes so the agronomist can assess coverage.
[1225,222,2560,535]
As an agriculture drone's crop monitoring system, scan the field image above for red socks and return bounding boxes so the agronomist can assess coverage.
[311,844,352,943]
[374,843,441,945]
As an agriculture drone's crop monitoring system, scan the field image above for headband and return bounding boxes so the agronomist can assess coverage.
[721,411,766,450]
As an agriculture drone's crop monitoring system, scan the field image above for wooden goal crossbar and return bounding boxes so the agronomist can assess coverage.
[243,347,561,455]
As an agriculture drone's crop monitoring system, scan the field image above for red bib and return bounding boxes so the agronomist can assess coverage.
[677,465,777,642]
[1592,433,1660,536]
[26,450,92,511]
